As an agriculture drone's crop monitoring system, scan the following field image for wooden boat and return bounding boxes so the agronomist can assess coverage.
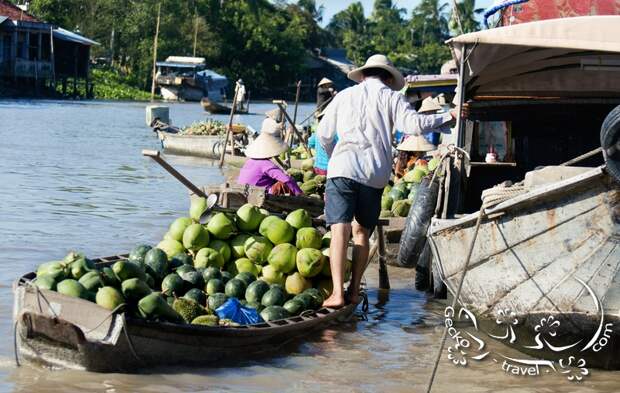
[429,166,620,368]
[13,254,358,372]
[426,17,620,369]
[157,130,248,166]
[200,97,248,115]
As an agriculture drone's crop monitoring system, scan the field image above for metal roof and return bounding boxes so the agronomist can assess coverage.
[196,69,227,81]
[53,27,99,46]
[156,61,203,69]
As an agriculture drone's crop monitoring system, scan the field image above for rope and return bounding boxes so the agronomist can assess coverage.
[480,181,527,209]
[121,313,144,364]
[13,320,21,367]
[425,204,486,393]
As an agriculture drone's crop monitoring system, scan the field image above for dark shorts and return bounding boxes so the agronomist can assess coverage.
[325,177,383,231]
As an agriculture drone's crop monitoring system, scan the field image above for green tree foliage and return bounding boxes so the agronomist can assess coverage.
[450,0,484,34]
[23,0,482,95]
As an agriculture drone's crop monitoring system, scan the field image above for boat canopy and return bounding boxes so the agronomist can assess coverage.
[448,16,620,98]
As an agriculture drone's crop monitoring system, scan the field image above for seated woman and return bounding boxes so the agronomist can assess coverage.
[394,135,436,179]
[238,131,303,196]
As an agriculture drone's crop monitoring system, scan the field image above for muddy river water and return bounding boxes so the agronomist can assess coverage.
[0,100,618,392]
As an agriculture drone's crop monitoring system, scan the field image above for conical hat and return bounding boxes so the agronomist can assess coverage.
[397,135,436,152]
[260,118,283,136]
[265,108,282,122]
[245,132,288,159]
[418,97,442,113]
[318,77,334,87]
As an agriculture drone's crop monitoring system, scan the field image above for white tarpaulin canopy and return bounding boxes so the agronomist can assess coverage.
[448,16,620,98]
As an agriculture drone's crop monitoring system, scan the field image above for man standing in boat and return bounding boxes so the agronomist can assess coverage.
[318,54,455,308]
[235,79,247,112]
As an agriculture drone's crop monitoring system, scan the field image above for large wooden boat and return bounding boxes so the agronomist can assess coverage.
[424,16,620,368]
[201,97,248,115]
[13,254,358,372]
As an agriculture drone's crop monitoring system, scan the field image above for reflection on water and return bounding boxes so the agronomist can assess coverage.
[1,99,619,392]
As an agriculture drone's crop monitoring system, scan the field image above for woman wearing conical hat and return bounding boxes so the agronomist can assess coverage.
[394,134,436,179]
[237,121,303,196]
[317,77,337,111]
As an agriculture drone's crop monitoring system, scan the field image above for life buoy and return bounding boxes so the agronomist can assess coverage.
[601,105,620,183]
[396,177,439,268]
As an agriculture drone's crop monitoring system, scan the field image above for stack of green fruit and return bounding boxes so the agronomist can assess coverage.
[380,157,440,218]
[286,159,326,198]
[32,199,349,326]
[180,120,227,136]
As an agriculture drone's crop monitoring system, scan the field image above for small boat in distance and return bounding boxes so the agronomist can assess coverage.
[201,97,249,115]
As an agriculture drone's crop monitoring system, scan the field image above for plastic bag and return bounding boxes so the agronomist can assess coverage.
[215,298,263,325]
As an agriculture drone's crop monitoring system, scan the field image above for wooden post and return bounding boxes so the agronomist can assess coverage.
[377,224,390,290]
[218,83,240,168]
[150,2,161,102]
[192,7,199,57]
[49,26,55,90]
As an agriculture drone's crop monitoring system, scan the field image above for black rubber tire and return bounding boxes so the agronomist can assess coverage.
[601,105,620,183]
[414,242,432,291]
[432,263,447,299]
[396,177,440,268]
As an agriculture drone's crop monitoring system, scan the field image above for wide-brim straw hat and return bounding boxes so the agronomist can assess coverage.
[418,96,442,113]
[318,77,334,87]
[347,54,405,91]
[245,132,288,159]
[397,135,436,152]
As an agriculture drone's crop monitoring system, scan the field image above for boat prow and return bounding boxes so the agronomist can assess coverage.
[429,166,620,368]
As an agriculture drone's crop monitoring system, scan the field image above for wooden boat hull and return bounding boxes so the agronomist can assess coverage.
[157,130,248,167]
[200,98,248,114]
[428,166,620,368]
[13,255,358,372]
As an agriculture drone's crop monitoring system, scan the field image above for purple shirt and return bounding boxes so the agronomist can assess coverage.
[237,159,303,195]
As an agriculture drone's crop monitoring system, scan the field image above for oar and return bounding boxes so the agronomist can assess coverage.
[298,95,333,126]
[142,149,207,198]
[286,81,302,167]
[274,100,312,158]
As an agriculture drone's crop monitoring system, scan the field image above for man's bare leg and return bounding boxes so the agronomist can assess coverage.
[322,223,351,308]
[347,221,369,303]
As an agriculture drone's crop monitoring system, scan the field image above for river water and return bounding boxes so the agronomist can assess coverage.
[1,100,619,392]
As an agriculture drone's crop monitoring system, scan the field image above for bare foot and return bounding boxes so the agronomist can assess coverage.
[322,293,345,308]
[345,289,360,305]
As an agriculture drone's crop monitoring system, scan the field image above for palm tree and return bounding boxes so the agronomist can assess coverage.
[450,0,484,34]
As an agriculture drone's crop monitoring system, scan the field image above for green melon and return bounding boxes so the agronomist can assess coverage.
[168,217,193,241]
[235,203,266,232]
[194,248,224,269]
[261,286,287,307]
[295,227,322,249]
[209,239,231,262]
[296,248,325,278]
[260,306,289,322]
[128,245,152,265]
[206,278,225,295]
[267,243,298,273]
[206,213,235,240]
[230,234,251,258]
[259,216,294,245]
[245,279,270,304]
[244,236,273,265]
[224,278,246,299]
[285,209,312,229]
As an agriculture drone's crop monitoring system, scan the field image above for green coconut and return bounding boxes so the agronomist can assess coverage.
[230,233,250,259]
[295,227,322,249]
[261,265,285,286]
[300,180,318,194]
[259,216,294,245]
[189,196,208,222]
[235,203,266,232]
[321,232,331,248]
[301,158,314,171]
[168,217,193,242]
[209,239,231,262]
[284,272,311,295]
[285,209,312,230]
[296,248,325,278]
[194,248,225,269]
[267,243,298,273]
[381,195,394,210]
[156,239,185,259]
[234,258,259,277]
[391,199,412,217]
[206,213,235,240]
[428,157,440,171]
[182,223,210,252]
[244,236,273,265]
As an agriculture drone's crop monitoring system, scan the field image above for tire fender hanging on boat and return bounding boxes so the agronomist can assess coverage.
[396,177,439,268]
[601,105,620,183]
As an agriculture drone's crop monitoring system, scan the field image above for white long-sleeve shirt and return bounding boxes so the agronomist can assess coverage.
[317,77,452,189]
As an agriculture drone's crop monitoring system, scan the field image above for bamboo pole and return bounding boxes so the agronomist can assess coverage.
[219,83,240,168]
[150,2,161,102]
[275,101,312,157]
[192,7,198,57]
[286,81,302,167]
